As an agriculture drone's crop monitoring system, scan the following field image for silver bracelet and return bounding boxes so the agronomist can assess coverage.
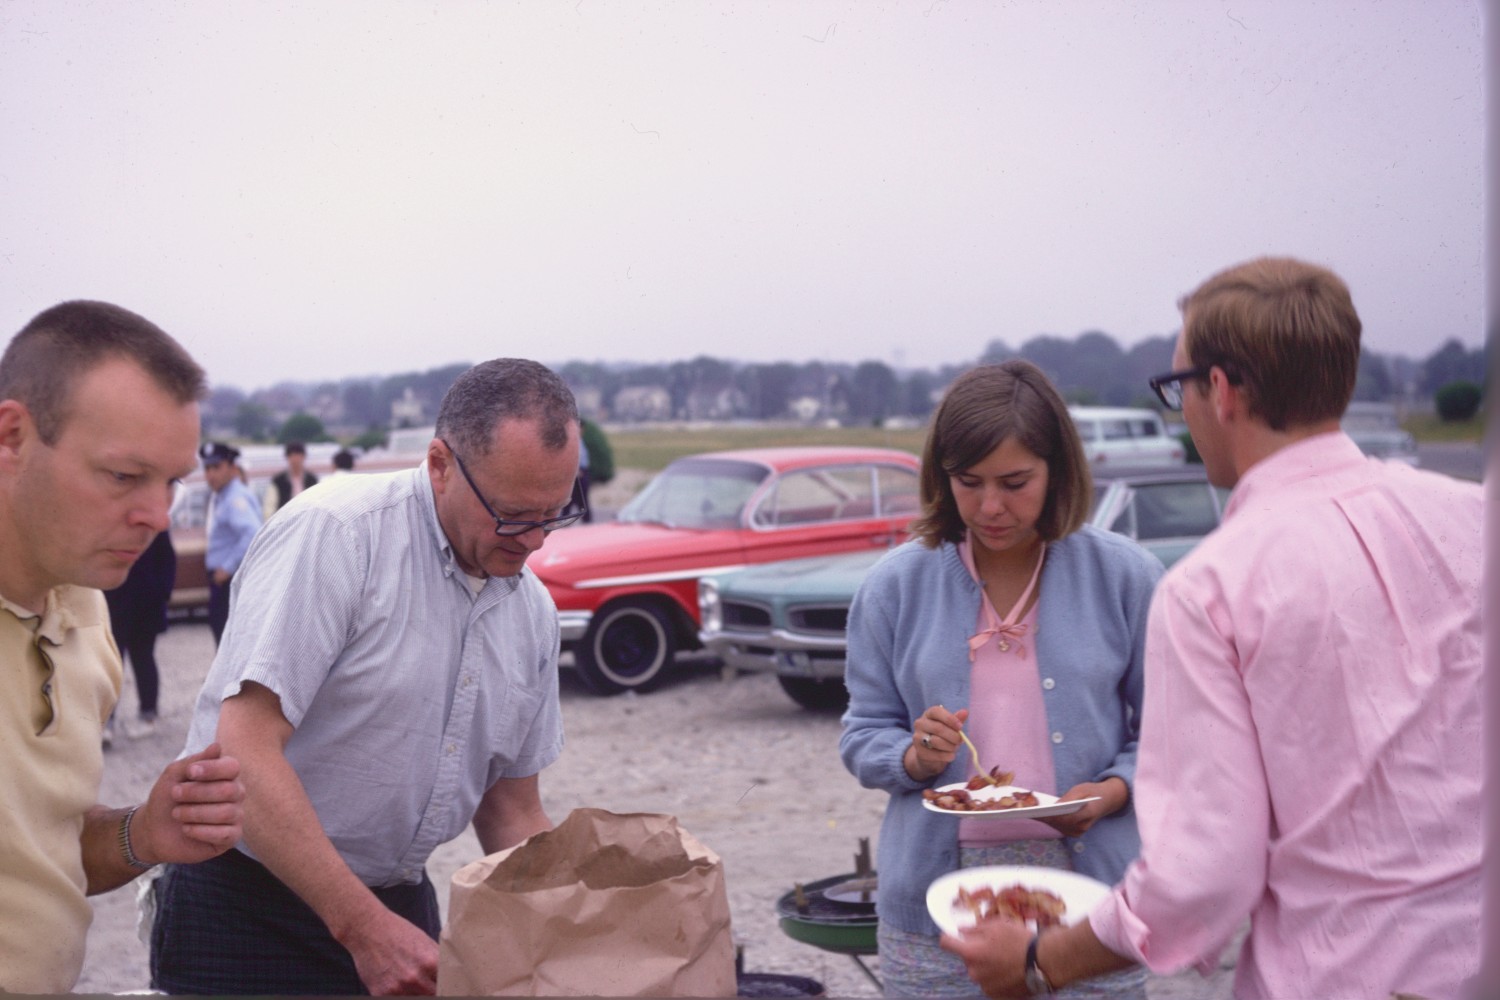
[119,805,156,871]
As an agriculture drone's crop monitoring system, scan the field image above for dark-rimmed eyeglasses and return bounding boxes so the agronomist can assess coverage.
[442,439,588,536]
[1147,366,1214,411]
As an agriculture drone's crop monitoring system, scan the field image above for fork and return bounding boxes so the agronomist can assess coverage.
[957,729,986,776]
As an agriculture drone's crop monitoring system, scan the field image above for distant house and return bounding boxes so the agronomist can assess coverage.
[308,390,345,426]
[613,385,672,422]
[570,385,604,420]
[391,387,425,427]
[684,386,745,420]
[788,395,821,422]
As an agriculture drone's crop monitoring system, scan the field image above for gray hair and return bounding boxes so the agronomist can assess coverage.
[435,358,579,457]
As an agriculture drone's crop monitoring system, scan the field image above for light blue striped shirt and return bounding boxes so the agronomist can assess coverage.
[183,463,564,886]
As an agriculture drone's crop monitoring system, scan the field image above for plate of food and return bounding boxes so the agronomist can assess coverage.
[920,781,1100,819]
[926,865,1112,938]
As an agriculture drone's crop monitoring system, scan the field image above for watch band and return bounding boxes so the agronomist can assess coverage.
[119,805,156,871]
[1024,934,1056,995]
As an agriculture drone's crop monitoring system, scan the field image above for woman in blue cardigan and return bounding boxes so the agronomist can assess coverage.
[840,361,1163,998]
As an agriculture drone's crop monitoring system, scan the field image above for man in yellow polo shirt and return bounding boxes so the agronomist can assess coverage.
[0,300,246,993]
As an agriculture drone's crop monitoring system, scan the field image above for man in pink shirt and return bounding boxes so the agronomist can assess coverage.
[942,257,1483,999]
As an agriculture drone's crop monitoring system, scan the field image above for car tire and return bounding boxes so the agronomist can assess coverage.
[777,676,849,712]
[575,599,676,695]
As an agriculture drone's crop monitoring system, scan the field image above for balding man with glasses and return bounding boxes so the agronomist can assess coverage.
[152,358,585,996]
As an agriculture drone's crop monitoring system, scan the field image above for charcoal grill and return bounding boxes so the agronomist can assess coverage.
[773,840,880,991]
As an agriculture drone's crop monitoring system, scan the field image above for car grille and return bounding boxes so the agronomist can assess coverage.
[788,606,849,634]
[723,602,772,629]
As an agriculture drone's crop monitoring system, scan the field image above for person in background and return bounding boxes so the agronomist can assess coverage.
[840,360,1163,998]
[103,529,176,743]
[942,257,1483,999]
[151,358,585,995]
[263,440,318,519]
[329,447,356,476]
[200,441,261,646]
[0,300,243,995]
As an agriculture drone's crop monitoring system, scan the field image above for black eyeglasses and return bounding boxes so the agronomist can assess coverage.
[1147,366,1214,411]
[442,439,587,536]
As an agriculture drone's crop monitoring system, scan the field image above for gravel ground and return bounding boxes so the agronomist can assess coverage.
[79,622,1236,998]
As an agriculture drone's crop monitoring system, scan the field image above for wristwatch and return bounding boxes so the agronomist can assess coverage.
[1024,934,1056,995]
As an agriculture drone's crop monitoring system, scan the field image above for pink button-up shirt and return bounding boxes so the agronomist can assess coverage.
[1088,432,1483,1000]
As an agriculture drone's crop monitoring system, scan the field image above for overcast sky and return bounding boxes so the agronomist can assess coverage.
[0,1,1486,390]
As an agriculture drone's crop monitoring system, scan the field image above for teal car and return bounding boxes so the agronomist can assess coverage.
[699,468,1228,709]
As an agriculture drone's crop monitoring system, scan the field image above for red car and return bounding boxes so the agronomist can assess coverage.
[533,445,922,694]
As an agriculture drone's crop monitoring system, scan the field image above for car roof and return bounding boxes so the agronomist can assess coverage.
[1091,466,1211,485]
[672,445,920,471]
[1067,406,1167,420]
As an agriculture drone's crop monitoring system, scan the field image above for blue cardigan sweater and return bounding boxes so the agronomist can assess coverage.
[839,525,1163,935]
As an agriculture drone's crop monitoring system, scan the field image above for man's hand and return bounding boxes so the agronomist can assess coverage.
[133,742,244,865]
[939,918,1033,998]
[1040,777,1128,837]
[340,907,440,995]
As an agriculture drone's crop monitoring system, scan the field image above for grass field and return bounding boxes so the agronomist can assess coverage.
[600,422,930,474]
[1402,412,1486,443]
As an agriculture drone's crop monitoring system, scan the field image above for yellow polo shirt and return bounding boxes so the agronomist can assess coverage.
[0,584,121,994]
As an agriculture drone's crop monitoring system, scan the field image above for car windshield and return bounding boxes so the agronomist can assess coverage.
[617,458,767,529]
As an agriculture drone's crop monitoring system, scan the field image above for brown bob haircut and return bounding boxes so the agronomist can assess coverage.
[0,300,206,446]
[911,359,1092,548]
[1178,256,1361,431]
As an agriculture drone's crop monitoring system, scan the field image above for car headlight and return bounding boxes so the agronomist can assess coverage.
[698,577,722,634]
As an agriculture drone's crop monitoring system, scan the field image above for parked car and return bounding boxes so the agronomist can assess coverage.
[1341,401,1420,465]
[699,466,1228,710]
[1069,406,1185,468]
[530,446,922,695]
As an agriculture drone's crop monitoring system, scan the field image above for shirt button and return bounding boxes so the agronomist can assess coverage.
[1073,842,1086,853]
[446,744,457,755]
[1051,732,1064,744]
[1041,678,1055,690]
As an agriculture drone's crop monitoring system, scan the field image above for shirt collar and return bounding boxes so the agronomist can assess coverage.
[1223,430,1366,522]
[0,585,100,644]
[414,460,521,595]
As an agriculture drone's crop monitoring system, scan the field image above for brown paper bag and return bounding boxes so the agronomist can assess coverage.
[437,808,737,996]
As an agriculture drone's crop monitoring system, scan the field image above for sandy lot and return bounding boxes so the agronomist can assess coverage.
[79,621,1234,998]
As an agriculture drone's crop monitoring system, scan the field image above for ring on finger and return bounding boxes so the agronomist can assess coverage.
[921,733,932,749]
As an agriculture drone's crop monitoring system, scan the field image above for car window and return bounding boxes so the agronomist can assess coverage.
[1074,419,1100,442]
[755,465,872,526]
[1101,420,1133,441]
[617,458,766,529]
[1129,482,1222,540]
[876,465,921,515]
[1131,419,1162,438]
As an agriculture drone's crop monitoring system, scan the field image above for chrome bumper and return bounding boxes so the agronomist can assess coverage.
[557,609,593,644]
[699,628,848,680]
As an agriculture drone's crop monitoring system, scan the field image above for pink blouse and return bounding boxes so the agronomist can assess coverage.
[956,535,1059,846]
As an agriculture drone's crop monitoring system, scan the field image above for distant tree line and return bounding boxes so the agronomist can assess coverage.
[201,332,1486,441]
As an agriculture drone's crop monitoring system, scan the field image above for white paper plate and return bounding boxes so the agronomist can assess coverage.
[926,865,1112,937]
[921,782,1101,819]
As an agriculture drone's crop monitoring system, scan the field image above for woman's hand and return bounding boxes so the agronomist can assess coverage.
[1039,777,1129,837]
[904,705,969,782]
